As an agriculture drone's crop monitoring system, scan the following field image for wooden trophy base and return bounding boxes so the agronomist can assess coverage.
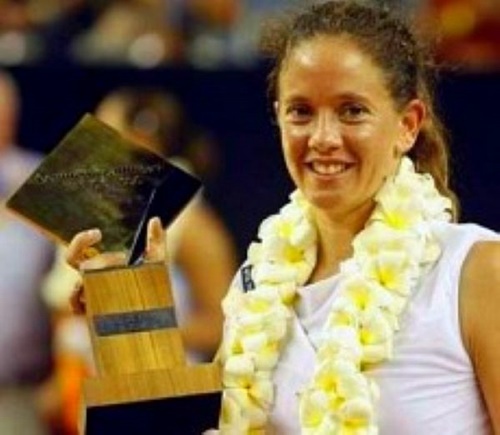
[81,364,221,434]
[79,263,222,435]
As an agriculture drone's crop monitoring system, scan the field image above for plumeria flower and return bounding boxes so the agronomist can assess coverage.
[338,397,374,426]
[358,308,393,346]
[237,305,289,339]
[372,195,424,230]
[362,341,393,363]
[240,333,281,371]
[417,174,453,221]
[318,326,363,365]
[341,277,393,312]
[223,354,255,388]
[327,297,361,329]
[362,251,418,295]
[253,261,300,285]
[313,359,364,400]
[336,370,373,401]
[248,373,274,408]
[247,242,263,264]
[220,390,250,432]
[300,388,331,428]
[353,221,423,261]
[290,218,317,248]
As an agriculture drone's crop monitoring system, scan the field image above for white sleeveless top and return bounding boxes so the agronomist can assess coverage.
[232,222,498,434]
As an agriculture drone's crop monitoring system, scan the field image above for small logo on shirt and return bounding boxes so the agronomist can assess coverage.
[241,265,255,292]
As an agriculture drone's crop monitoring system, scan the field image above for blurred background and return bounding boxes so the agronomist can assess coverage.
[2,0,500,253]
[0,0,499,434]
[1,0,498,255]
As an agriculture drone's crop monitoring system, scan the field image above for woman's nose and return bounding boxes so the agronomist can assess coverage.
[308,113,341,151]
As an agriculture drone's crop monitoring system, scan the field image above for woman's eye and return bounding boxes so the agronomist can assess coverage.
[339,103,368,121]
[285,105,312,121]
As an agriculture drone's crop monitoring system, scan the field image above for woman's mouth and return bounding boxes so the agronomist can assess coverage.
[308,161,352,176]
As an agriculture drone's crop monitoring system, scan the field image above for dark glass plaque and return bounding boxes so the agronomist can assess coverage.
[6,113,201,264]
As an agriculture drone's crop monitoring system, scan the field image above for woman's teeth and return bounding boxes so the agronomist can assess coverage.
[310,162,348,175]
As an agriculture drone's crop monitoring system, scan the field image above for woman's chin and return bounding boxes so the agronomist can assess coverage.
[303,190,344,212]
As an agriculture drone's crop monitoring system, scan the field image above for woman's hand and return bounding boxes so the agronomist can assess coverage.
[67,217,166,314]
[143,216,167,263]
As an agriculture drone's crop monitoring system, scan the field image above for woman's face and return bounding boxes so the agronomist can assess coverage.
[276,35,423,222]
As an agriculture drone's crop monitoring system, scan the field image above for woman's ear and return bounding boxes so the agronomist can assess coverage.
[274,101,280,126]
[398,99,426,154]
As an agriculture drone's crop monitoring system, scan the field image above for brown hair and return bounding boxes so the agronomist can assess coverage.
[261,0,458,218]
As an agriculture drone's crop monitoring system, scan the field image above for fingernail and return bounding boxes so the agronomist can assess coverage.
[87,229,100,238]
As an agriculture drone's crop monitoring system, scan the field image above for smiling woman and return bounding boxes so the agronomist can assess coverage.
[212,1,500,433]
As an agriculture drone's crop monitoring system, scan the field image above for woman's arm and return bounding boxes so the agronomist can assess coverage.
[460,240,500,431]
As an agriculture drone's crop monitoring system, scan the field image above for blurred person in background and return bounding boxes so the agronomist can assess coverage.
[0,0,44,64]
[42,86,238,435]
[0,69,55,434]
[69,0,183,66]
[416,0,500,70]
[170,0,300,67]
[94,87,221,182]
[36,0,104,65]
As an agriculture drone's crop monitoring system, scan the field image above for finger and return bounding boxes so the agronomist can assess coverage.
[80,251,127,271]
[144,216,166,262]
[69,280,86,315]
[66,229,102,270]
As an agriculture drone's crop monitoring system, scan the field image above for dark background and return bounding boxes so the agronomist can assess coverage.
[9,65,500,261]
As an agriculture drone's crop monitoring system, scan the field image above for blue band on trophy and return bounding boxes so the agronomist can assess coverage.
[93,307,177,336]
[241,264,255,292]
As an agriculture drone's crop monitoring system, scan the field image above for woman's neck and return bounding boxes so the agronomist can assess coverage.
[308,205,373,284]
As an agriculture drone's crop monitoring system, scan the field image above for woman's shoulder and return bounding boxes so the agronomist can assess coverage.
[462,239,500,291]
[432,221,498,242]
[432,221,499,265]
[458,231,500,344]
[459,239,500,424]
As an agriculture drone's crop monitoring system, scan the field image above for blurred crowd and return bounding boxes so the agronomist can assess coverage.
[0,0,299,68]
[0,0,499,70]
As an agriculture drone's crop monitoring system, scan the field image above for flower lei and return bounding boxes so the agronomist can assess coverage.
[219,157,452,434]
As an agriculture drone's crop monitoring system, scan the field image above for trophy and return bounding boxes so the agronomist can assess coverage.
[6,114,222,434]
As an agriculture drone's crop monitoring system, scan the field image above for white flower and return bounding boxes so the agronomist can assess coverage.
[290,218,317,248]
[249,375,274,408]
[223,354,255,388]
[318,326,363,365]
[362,251,418,295]
[353,221,423,261]
[362,342,393,363]
[341,277,393,312]
[247,242,263,264]
[326,297,360,329]
[359,308,393,346]
[373,180,423,230]
[220,389,250,431]
[221,286,246,316]
[336,371,372,401]
[338,397,374,425]
[299,389,330,428]
[253,261,298,285]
